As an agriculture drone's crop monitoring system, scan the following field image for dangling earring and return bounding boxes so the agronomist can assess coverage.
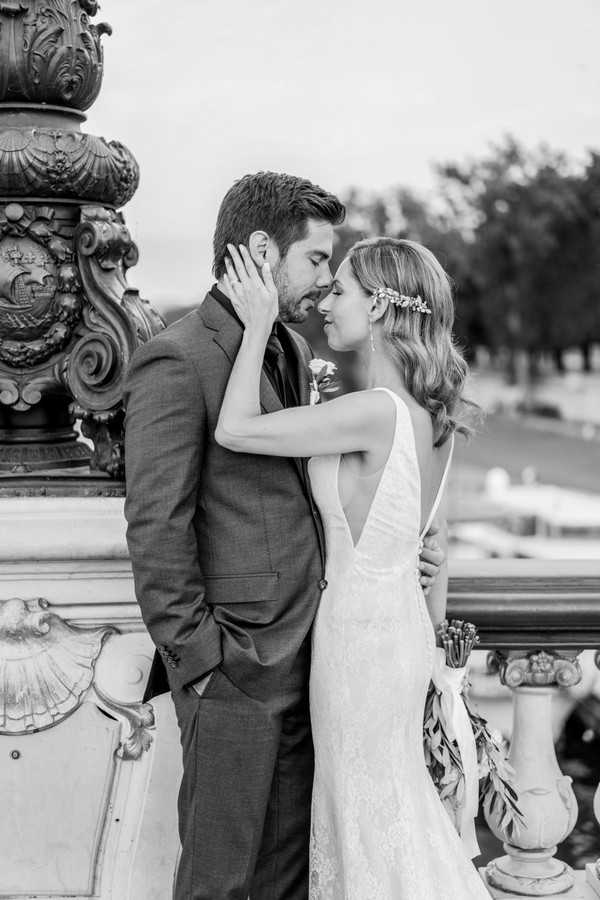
[369,319,375,353]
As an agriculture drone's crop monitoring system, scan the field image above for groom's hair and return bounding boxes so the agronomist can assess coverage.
[213,172,345,278]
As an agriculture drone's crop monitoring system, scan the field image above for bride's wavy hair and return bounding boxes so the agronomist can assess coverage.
[348,237,477,446]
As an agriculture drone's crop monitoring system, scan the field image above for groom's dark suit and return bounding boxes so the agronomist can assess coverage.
[124,288,326,900]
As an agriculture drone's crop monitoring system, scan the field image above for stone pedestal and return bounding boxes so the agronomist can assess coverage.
[0,496,182,899]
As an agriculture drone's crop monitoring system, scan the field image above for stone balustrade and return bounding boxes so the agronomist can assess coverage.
[448,559,600,899]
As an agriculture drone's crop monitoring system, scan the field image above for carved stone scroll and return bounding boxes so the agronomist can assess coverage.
[62,206,164,478]
[491,649,582,689]
[94,684,155,761]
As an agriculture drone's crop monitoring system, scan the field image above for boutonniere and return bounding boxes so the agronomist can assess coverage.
[308,358,340,406]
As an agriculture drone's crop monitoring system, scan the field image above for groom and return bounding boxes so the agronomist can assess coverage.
[124,172,443,900]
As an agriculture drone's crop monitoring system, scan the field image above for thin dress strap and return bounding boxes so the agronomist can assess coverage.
[420,433,454,540]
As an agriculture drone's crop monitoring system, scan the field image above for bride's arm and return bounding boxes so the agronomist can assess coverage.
[215,244,388,459]
[216,326,387,458]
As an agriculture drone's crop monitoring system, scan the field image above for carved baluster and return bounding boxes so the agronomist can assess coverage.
[484,650,581,896]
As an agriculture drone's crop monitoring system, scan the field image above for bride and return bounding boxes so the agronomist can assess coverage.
[215,236,489,899]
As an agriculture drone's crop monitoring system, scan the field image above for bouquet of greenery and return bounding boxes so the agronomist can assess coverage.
[423,619,523,848]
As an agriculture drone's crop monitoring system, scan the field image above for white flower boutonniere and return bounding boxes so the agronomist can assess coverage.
[308,358,339,406]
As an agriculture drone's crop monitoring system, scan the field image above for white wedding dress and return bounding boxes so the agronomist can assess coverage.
[307,388,489,899]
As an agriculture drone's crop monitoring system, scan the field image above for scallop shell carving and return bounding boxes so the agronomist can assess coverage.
[0,597,116,734]
[0,129,140,207]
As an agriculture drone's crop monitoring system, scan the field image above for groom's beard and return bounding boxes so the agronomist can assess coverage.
[275,264,321,324]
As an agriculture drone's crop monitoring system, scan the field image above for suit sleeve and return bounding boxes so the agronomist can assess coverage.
[123,338,222,691]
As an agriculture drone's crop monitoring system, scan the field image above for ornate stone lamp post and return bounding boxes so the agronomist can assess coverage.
[0,0,162,480]
[0,8,180,897]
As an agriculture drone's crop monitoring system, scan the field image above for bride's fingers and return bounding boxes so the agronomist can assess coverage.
[227,244,250,284]
[224,256,242,290]
[238,245,262,287]
[223,271,236,296]
[262,261,277,296]
[224,279,246,320]
[419,560,438,578]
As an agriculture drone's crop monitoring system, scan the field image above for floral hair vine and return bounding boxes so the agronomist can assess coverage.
[372,286,432,315]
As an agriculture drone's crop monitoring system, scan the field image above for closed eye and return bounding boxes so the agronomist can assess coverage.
[310,252,329,267]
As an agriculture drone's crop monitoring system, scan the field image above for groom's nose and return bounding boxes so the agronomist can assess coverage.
[315,263,333,290]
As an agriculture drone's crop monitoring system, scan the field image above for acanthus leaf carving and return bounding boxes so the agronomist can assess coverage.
[0,596,116,734]
[93,683,155,761]
[0,0,110,110]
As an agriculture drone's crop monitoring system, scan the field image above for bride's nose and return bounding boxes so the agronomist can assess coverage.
[317,293,332,315]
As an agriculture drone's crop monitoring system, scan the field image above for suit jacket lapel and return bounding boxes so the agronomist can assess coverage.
[200,293,284,415]
[283,326,311,407]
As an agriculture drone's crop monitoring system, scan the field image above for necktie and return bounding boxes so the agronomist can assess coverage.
[264,332,288,407]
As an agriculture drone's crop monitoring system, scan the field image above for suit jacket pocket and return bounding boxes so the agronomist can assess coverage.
[204,572,280,623]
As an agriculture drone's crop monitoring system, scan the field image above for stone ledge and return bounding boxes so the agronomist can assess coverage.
[0,495,127,560]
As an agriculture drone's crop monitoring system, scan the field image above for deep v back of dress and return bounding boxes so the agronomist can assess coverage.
[307,388,490,900]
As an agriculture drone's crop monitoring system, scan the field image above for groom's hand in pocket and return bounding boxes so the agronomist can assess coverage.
[419,521,445,596]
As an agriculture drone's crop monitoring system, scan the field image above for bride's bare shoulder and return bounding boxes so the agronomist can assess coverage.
[399,394,434,458]
[343,387,398,419]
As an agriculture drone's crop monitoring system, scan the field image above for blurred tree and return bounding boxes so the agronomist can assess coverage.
[337,137,599,380]
[569,153,600,371]
[440,140,588,379]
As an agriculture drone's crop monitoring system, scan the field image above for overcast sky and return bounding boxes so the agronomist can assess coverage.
[87,0,600,311]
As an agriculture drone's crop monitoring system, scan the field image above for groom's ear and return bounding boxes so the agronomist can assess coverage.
[248,230,271,267]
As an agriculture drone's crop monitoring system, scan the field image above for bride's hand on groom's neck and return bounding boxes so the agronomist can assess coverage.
[223,243,278,336]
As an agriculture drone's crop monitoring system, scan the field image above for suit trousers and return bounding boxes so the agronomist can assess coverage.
[171,653,314,900]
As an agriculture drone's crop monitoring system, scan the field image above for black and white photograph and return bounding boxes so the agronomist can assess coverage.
[1,1,600,898]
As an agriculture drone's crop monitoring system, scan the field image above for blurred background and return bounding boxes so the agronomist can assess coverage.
[94,0,599,869]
